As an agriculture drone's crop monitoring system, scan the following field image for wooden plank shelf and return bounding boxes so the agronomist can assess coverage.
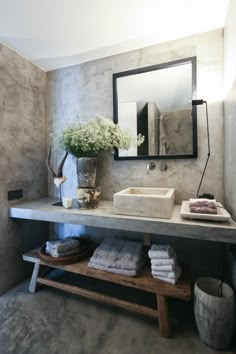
[23,248,191,338]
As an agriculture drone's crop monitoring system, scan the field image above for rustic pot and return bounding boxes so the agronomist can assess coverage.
[76,157,97,188]
[77,187,101,209]
[194,277,235,350]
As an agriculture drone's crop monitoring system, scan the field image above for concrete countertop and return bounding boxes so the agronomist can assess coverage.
[9,197,236,244]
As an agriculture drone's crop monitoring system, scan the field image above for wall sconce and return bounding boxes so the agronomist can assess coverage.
[192,99,214,199]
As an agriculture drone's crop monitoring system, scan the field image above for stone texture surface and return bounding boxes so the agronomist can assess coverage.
[0,278,235,354]
[224,0,236,220]
[46,29,224,205]
[0,43,49,294]
[9,198,236,244]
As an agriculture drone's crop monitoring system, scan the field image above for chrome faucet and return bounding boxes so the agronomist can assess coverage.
[146,162,156,174]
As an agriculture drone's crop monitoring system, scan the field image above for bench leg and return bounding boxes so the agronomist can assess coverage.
[156,295,171,338]
[29,262,40,293]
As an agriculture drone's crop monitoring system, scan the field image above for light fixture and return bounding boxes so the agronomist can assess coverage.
[192,99,214,199]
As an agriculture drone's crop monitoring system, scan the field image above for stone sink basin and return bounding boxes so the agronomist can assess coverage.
[114,187,175,219]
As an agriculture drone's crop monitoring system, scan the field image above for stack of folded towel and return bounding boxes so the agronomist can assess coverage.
[148,244,181,284]
[88,238,143,277]
[46,237,80,258]
[189,198,218,214]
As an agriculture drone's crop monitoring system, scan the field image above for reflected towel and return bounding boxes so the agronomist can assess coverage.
[159,115,170,155]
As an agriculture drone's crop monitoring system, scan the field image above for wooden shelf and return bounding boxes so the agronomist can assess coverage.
[24,248,191,301]
[23,247,191,338]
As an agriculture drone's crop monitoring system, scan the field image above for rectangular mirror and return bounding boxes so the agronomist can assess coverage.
[113,57,197,160]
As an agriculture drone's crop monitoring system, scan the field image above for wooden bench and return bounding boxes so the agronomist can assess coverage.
[23,248,191,338]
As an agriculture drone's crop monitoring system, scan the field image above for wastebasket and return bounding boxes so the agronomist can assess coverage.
[194,277,235,350]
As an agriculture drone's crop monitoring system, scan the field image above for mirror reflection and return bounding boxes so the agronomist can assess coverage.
[113,57,197,160]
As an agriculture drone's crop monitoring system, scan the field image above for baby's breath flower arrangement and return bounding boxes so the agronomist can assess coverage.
[59,117,144,158]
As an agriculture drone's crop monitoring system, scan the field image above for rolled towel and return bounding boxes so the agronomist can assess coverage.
[189,206,218,214]
[152,265,181,279]
[45,246,81,258]
[151,264,176,272]
[189,198,217,209]
[148,244,175,259]
[151,257,176,266]
[46,237,80,253]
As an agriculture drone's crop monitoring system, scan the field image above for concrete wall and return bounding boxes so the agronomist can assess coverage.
[46,30,224,281]
[0,43,48,294]
[47,29,224,205]
[224,0,236,220]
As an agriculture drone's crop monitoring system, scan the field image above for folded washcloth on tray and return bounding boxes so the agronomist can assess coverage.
[189,206,218,214]
[88,238,143,277]
[46,237,80,253]
[189,198,217,208]
[148,244,174,259]
[189,198,218,214]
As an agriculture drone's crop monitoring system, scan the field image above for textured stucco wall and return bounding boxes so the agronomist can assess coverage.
[224,0,236,220]
[47,29,224,205]
[0,43,48,294]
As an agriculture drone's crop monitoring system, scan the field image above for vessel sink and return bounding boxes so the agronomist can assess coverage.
[114,187,175,219]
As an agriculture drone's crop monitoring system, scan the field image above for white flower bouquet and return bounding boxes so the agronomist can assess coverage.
[59,116,144,158]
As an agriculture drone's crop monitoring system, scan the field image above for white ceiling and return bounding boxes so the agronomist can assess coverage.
[0,0,229,72]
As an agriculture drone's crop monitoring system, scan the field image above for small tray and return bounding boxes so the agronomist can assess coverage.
[39,238,93,265]
[180,201,231,222]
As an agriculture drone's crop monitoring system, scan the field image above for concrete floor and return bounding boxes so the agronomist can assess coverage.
[0,274,235,354]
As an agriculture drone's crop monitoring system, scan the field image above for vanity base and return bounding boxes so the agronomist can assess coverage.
[23,248,191,338]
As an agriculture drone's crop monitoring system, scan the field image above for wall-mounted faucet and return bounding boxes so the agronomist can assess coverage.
[160,163,168,172]
[146,162,156,174]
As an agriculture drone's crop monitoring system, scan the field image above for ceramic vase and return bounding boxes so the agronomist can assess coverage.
[76,157,101,208]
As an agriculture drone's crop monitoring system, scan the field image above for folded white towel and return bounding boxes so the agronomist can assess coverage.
[152,265,181,284]
[148,244,175,259]
[152,265,181,279]
[88,239,143,271]
[46,237,80,253]
[151,264,176,272]
[153,276,178,285]
[88,262,137,277]
[151,257,176,266]
[45,246,81,258]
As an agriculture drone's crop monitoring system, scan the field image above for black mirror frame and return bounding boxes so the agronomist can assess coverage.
[113,56,197,160]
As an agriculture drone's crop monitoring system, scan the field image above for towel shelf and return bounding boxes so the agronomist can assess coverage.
[23,248,191,338]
